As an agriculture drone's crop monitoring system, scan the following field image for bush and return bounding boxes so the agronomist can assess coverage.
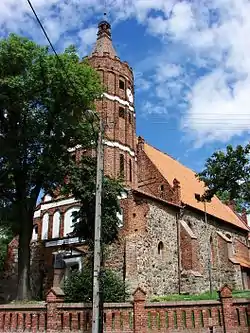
[64,266,128,303]
[0,228,13,274]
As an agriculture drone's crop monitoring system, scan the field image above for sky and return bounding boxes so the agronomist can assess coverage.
[0,0,250,173]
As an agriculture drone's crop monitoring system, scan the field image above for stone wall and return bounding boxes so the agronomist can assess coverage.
[180,208,248,294]
[124,200,179,296]
[106,193,249,298]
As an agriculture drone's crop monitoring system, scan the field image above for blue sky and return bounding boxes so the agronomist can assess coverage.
[1,0,250,173]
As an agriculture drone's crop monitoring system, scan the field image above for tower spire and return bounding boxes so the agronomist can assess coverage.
[91,18,117,58]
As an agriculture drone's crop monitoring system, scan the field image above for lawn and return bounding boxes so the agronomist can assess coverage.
[151,290,250,302]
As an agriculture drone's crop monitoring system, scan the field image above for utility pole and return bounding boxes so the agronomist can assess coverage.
[92,116,104,333]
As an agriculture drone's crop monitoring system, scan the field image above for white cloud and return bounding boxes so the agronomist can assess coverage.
[136,0,250,146]
[78,27,97,55]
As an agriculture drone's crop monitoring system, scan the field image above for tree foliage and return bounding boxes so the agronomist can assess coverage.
[197,144,250,213]
[0,227,13,274]
[62,156,124,247]
[64,265,128,303]
[0,34,103,299]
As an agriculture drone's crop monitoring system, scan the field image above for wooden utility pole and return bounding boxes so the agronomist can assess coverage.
[92,117,104,333]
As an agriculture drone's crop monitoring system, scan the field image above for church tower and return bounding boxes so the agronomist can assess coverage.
[87,20,137,188]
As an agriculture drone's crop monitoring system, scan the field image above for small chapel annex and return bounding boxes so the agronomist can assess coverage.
[5,19,250,301]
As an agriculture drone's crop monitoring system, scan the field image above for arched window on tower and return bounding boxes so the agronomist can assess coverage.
[119,106,125,118]
[129,159,132,182]
[119,79,125,90]
[120,154,124,177]
[128,112,132,124]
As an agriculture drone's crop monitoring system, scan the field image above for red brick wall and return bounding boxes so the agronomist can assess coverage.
[180,226,201,272]
[0,284,249,333]
[137,146,181,205]
[235,239,249,260]
[180,226,193,271]
[87,54,137,188]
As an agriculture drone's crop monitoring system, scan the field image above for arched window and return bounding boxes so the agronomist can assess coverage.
[158,242,164,256]
[129,159,132,182]
[32,224,38,241]
[119,78,125,90]
[41,213,49,240]
[64,207,80,237]
[120,154,124,177]
[52,211,60,239]
[44,194,52,202]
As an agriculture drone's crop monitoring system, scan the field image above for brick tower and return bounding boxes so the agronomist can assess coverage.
[87,20,137,188]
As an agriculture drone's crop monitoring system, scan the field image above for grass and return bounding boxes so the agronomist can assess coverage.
[151,290,250,302]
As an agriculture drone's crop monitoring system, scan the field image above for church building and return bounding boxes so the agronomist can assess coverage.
[4,19,250,301]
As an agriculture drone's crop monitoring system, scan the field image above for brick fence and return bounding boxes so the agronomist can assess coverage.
[0,284,249,332]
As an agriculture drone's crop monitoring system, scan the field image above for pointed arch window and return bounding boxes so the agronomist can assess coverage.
[119,106,125,118]
[120,154,124,177]
[128,112,132,124]
[129,159,132,182]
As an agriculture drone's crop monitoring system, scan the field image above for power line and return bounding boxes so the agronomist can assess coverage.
[26,0,100,125]
[26,0,59,59]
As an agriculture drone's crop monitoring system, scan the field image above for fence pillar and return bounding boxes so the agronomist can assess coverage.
[46,286,65,333]
[133,287,146,333]
[219,284,236,333]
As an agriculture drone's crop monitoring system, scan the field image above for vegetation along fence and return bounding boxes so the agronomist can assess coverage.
[0,284,249,332]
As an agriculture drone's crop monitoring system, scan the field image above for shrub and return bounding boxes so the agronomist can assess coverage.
[64,266,128,303]
[0,228,13,274]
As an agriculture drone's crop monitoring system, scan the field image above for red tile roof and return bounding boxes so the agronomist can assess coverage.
[144,143,249,231]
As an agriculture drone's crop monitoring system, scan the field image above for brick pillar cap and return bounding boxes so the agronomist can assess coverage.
[46,287,65,303]
[218,284,232,298]
[133,287,146,301]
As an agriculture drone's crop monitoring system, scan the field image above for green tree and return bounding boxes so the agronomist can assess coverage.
[0,227,13,274]
[197,144,250,213]
[0,34,103,300]
[64,265,128,303]
[62,156,124,247]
